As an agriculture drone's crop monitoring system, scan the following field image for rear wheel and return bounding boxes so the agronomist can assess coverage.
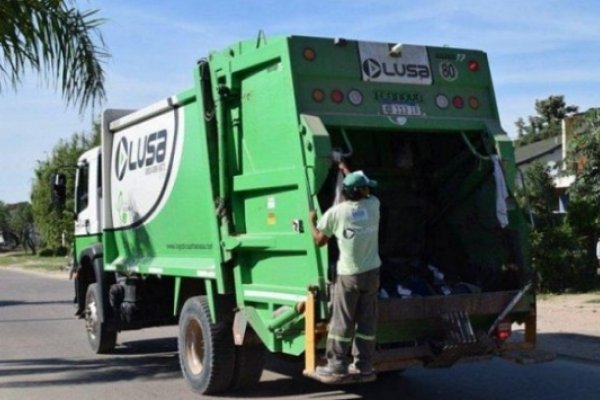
[178,296,235,394]
[85,283,117,353]
[230,327,266,390]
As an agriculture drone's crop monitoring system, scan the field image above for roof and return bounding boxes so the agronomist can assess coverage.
[515,136,562,165]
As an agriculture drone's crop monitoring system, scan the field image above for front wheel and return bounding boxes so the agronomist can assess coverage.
[85,283,117,353]
[178,296,235,395]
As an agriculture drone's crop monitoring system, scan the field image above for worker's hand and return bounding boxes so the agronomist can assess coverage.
[338,160,350,175]
[309,210,318,225]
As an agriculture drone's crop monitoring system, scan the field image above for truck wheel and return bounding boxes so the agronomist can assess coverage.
[178,296,235,394]
[230,327,266,390]
[85,283,117,353]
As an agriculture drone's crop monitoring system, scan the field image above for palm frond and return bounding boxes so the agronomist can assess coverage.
[0,0,108,113]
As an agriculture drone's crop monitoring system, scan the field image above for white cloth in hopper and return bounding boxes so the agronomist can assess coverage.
[492,155,509,228]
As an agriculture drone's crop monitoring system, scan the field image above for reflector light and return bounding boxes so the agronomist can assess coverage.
[496,319,512,341]
[468,96,480,109]
[303,48,316,61]
[312,89,325,103]
[347,89,363,106]
[331,90,344,104]
[468,60,479,72]
[452,96,464,109]
[435,94,449,109]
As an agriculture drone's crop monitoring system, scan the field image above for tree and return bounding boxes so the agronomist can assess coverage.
[515,117,526,138]
[0,202,8,231]
[567,108,600,208]
[515,95,578,147]
[31,122,99,250]
[0,0,108,112]
[517,162,588,292]
[518,162,556,228]
[565,109,600,289]
[0,201,34,252]
[8,202,35,253]
[536,96,578,125]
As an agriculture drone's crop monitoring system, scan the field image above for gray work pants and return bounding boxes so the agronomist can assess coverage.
[326,268,380,371]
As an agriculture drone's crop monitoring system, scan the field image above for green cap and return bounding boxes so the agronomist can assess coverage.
[343,170,377,189]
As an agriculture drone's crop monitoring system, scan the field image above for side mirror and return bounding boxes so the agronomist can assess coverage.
[52,173,67,211]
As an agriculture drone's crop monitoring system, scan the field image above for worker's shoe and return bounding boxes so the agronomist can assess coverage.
[316,364,348,381]
[348,363,375,377]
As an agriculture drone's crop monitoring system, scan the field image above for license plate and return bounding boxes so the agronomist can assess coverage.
[381,103,422,116]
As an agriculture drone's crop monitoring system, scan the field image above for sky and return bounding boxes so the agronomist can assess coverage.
[1,0,600,203]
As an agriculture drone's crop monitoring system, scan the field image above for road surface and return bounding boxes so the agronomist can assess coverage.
[1,268,599,400]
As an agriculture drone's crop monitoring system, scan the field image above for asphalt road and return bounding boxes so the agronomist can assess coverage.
[1,267,599,400]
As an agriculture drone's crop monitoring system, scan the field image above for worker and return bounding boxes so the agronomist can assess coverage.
[596,239,600,276]
[309,163,381,380]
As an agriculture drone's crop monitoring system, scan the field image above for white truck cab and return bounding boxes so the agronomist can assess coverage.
[74,147,103,237]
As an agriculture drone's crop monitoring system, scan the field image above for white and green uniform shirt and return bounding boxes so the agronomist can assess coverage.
[317,196,381,276]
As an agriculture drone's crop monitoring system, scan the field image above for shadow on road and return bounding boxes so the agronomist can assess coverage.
[0,334,343,397]
[534,332,600,364]
[2,331,597,398]
[0,352,181,389]
[513,329,600,363]
[0,299,72,307]
[116,337,179,355]
[538,332,600,346]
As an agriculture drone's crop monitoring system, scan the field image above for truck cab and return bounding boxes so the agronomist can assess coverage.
[71,148,103,316]
[74,147,102,241]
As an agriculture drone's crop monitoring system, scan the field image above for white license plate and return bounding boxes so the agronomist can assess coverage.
[381,103,422,116]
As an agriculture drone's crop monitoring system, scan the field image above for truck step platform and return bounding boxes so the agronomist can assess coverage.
[303,370,377,385]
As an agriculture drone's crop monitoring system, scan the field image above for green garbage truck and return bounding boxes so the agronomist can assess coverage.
[60,35,546,394]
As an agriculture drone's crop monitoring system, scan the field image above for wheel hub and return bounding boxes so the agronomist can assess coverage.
[85,297,98,340]
[185,319,205,375]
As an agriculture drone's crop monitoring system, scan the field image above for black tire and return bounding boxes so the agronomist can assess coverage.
[85,283,117,354]
[230,327,266,390]
[178,296,235,395]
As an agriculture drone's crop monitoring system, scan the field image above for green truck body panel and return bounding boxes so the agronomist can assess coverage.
[74,234,102,256]
[75,35,534,361]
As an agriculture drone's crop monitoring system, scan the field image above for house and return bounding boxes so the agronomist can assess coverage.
[512,109,600,212]
[0,230,18,251]
[514,135,562,175]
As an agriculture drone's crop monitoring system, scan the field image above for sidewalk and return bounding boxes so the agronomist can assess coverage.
[533,293,600,363]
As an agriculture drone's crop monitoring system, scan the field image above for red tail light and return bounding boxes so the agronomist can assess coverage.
[452,96,464,109]
[331,90,344,104]
[496,319,512,341]
[468,60,479,72]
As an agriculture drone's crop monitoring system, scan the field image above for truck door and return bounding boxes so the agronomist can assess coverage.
[75,150,102,236]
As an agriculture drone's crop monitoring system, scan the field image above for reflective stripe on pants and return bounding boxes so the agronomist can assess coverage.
[326,268,379,371]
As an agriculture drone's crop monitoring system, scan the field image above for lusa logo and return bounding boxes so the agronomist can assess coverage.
[115,130,167,181]
[362,58,430,80]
